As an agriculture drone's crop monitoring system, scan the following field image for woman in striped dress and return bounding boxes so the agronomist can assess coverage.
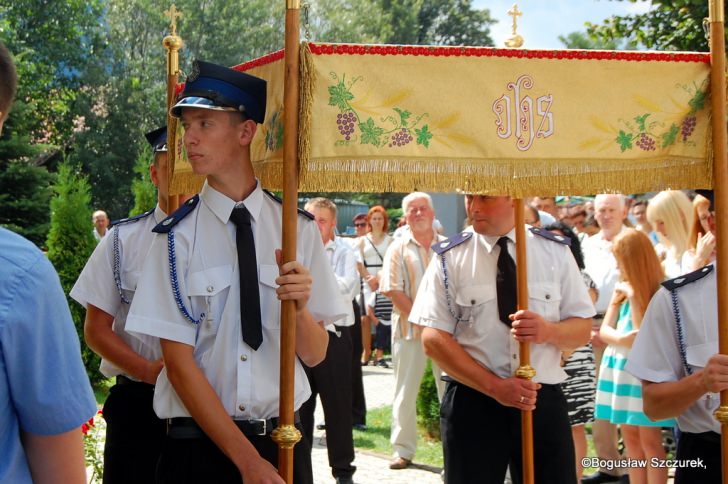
[595,228,675,484]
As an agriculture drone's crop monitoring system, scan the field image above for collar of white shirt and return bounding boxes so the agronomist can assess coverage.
[200,179,264,225]
[481,228,516,254]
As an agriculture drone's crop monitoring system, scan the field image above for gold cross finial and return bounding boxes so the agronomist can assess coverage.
[507,3,522,36]
[164,4,183,36]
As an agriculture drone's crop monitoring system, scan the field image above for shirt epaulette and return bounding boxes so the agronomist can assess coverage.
[661,264,713,291]
[153,195,200,233]
[529,226,571,246]
[432,231,473,255]
[263,189,315,221]
[110,208,154,228]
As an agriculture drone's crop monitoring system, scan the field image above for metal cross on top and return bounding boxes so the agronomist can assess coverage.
[164,4,183,35]
[505,3,524,48]
[507,3,523,35]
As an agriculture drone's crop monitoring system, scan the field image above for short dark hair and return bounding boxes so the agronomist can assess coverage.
[0,41,17,121]
[543,221,585,270]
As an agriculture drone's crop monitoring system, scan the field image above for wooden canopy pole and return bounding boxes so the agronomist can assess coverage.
[271,1,302,482]
[706,2,728,483]
[162,4,183,213]
[513,199,535,484]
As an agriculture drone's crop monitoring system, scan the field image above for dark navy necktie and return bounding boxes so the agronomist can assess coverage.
[230,205,263,350]
[496,237,517,327]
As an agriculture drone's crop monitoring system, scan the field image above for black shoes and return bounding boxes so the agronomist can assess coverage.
[335,477,354,484]
[581,471,622,484]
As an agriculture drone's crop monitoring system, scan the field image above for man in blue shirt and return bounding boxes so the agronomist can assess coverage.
[0,40,97,484]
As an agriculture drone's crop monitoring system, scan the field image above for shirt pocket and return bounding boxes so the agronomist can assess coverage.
[120,269,140,300]
[259,264,280,330]
[528,281,562,322]
[187,265,233,334]
[686,341,718,371]
[455,284,496,327]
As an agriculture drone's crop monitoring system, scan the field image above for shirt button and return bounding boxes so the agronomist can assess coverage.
[239,404,245,412]
[545,294,551,300]
[207,285,214,293]
[513,354,517,360]
[240,354,248,362]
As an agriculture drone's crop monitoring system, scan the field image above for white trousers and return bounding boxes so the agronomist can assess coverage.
[390,337,445,460]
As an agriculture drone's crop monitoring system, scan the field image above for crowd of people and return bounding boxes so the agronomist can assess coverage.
[1,40,726,484]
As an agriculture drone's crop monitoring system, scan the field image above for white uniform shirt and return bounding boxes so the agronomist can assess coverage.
[582,227,625,314]
[410,228,595,384]
[126,181,347,420]
[71,206,166,379]
[324,236,358,328]
[626,264,719,433]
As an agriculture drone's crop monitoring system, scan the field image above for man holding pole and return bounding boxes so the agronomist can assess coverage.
[410,195,594,484]
[126,60,345,483]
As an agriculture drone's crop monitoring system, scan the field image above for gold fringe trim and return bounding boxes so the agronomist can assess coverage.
[292,156,713,196]
[299,42,315,179]
[170,171,206,196]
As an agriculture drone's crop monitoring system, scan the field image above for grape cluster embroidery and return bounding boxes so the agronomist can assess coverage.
[615,81,707,153]
[328,72,433,148]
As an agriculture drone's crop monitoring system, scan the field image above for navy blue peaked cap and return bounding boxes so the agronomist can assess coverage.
[170,60,267,124]
[145,126,168,152]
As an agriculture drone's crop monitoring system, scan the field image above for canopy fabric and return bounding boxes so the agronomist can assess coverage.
[170,43,714,197]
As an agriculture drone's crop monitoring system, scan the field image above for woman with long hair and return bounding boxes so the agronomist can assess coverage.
[687,193,716,271]
[595,229,675,484]
[646,190,694,277]
[356,205,393,366]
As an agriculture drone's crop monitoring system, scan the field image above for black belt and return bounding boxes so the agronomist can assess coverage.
[167,412,300,439]
[115,375,153,388]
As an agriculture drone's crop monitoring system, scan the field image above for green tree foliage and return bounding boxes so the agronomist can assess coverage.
[130,143,157,216]
[381,0,496,46]
[558,31,624,50]
[586,0,713,52]
[307,0,392,43]
[0,101,55,246]
[416,359,441,439]
[0,0,105,240]
[46,162,102,386]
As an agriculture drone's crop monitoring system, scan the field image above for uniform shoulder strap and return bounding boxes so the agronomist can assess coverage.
[661,264,713,291]
[153,195,200,233]
[529,226,571,245]
[432,231,473,255]
[110,208,154,228]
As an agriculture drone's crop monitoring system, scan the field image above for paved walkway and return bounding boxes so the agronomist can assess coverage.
[310,364,443,484]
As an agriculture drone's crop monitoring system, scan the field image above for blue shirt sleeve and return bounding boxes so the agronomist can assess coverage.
[0,229,97,437]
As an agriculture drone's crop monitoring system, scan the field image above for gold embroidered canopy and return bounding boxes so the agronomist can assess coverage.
[170,42,713,197]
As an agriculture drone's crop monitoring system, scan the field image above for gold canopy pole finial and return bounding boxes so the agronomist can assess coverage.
[502,4,533,483]
[505,3,525,48]
[162,4,183,211]
[271,1,303,483]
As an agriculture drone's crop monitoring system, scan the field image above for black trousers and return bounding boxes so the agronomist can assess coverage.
[674,431,721,483]
[155,422,312,484]
[102,381,166,484]
[440,380,575,484]
[300,325,356,479]
[351,300,367,426]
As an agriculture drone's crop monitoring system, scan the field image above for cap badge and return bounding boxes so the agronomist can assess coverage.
[187,61,200,83]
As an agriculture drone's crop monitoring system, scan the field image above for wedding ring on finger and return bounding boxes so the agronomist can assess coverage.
[519,395,525,403]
